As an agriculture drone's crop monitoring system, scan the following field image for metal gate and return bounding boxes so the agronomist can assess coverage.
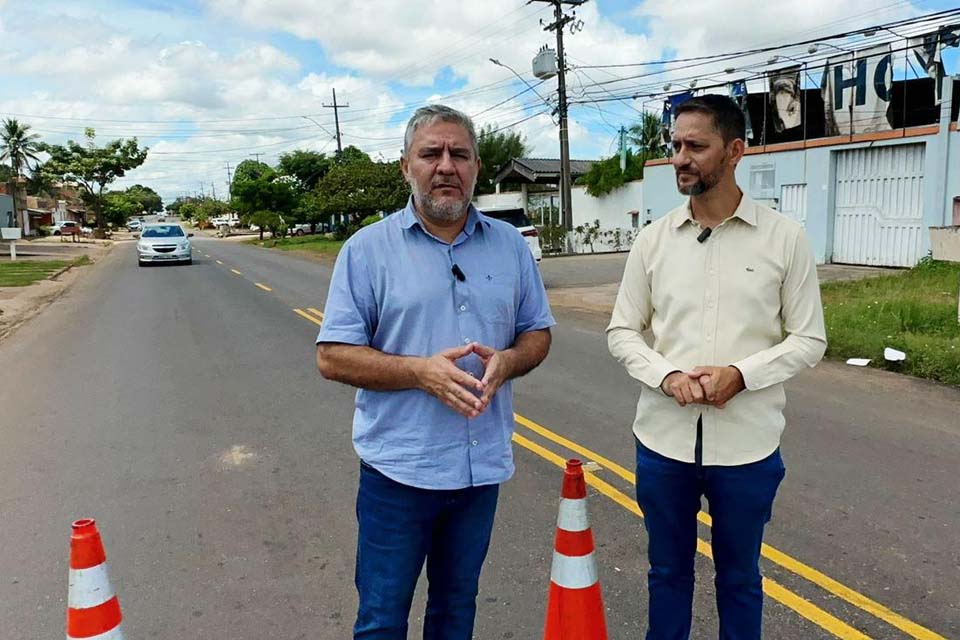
[832,144,925,267]
[779,183,807,227]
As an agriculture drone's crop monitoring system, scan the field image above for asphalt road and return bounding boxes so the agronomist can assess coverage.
[0,238,957,639]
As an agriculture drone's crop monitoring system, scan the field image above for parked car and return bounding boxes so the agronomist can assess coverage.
[479,206,543,264]
[136,223,193,266]
[51,220,80,236]
[289,223,313,236]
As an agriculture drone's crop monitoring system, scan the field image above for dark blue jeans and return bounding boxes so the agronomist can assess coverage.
[353,461,500,639]
[635,439,785,640]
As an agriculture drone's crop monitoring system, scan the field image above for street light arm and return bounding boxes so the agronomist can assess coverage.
[489,58,554,110]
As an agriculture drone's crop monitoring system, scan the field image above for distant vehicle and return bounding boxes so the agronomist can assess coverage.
[156,214,167,222]
[480,206,543,264]
[210,215,240,228]
[51,220,80,236]
[126,219,142,232]
[290,223,312,236]
[136,223,193,266]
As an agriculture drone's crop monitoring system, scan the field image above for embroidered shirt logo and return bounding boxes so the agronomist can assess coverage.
[745,267,755,272]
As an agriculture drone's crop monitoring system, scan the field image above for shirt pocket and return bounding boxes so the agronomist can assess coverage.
[474,271,517,327]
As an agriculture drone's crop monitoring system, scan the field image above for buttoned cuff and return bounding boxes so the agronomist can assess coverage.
[730,354,766,391]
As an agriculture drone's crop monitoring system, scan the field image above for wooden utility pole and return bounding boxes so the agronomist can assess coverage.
[531,0,587,242]
[324,88,350,158]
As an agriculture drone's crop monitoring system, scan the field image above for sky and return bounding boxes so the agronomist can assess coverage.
[1,0,958,203]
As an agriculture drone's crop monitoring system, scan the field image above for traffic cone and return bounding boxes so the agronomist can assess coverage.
[66,519,125,640]
[543,459,608,639]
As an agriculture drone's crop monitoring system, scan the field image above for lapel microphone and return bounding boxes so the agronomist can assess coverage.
[451,264,466,282]
[697,227,713,243]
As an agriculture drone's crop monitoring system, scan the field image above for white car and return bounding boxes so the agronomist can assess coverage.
[51,220,80,236]
[480,207,543,264]
[137,223,193,266]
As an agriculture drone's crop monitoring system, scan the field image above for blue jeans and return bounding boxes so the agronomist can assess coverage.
[635,438,785,640]
[354,461,500,639]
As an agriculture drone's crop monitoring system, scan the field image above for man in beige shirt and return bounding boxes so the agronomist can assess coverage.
[608,94,826,639]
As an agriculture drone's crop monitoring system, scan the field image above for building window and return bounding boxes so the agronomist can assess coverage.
[749,163,776,199]
[631,212,639,228]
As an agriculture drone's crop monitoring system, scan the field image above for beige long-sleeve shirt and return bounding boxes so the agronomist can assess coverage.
[607,193,827,465]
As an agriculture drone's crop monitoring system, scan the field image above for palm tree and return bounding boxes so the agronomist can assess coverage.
[627,111,666,159]
[0,118,42,177]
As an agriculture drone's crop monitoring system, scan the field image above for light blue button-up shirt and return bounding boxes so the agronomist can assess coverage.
[317,198,555,490]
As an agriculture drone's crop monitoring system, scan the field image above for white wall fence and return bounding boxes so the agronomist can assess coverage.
[475,179,643,254]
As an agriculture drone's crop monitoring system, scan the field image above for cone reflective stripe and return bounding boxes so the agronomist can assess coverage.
[67,519,125,640]
[543,460,608,639]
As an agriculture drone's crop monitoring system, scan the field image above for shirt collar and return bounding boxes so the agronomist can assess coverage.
[671,190,758,229]
[399,196,488,237]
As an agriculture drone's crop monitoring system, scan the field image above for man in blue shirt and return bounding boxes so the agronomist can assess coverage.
[316,104,555,639]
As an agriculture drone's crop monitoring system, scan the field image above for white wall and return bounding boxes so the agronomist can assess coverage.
[570,180,643,253]
[474,192,523,211]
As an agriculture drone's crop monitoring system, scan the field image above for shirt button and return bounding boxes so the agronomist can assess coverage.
[706,335,712,342]
[460,305,466,312]
[464,337,471,344]
[472,440,479,446]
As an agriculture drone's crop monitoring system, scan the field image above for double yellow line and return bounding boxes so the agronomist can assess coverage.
[276,296,942,639]
[512,414,945,640]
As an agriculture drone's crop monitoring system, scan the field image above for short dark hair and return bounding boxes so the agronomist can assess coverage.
[674,94,746,144]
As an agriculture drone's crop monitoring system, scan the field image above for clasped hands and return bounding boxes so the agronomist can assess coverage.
[415,342,507,418]
[660,366,745,409]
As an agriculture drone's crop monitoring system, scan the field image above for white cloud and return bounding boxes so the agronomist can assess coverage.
[1,0,934,200]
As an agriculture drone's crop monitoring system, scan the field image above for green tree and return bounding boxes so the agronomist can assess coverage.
[338,145,371,165]
[0,164,12,183]
[248,210,282,241]
[278,150,332,191]
[125,184,163,213]
[231,159,271,194]
[166,195,202,215]
[0,118,42,177]
[178,201,199,221]
[475,124,527,195]
[627,111,666,158]
[231,174,298,219]
[313,160,408,225]
[40,129,148,233]
[577,149,647,198]
[103,191,141,226]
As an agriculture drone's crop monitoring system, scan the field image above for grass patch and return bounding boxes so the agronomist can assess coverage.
[822,259,960,385]
[245,235,344,258]
[0,260,70,286]
[0,255,91,287]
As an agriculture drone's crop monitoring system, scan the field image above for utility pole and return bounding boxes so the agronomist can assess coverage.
[199,183,205,199]
[211,182,216,200]
[619,125,627,172]
[225,163,233,199]
[532,0,586,245]
[323,88,350,159]
[250,153,262,164]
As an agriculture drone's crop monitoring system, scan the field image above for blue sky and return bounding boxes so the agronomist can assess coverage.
[0,0,957,202]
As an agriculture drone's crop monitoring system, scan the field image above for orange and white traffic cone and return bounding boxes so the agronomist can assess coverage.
[66,519,125,640]
[543,459,608,640]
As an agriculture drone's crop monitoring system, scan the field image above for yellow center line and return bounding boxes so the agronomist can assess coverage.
[216,260,223,265]
[230,269,242,275]
[255,283,272,292]
[513,414,945,640]
[293,308,322,326]
[287,306,936,638]
[511,432,872,640]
